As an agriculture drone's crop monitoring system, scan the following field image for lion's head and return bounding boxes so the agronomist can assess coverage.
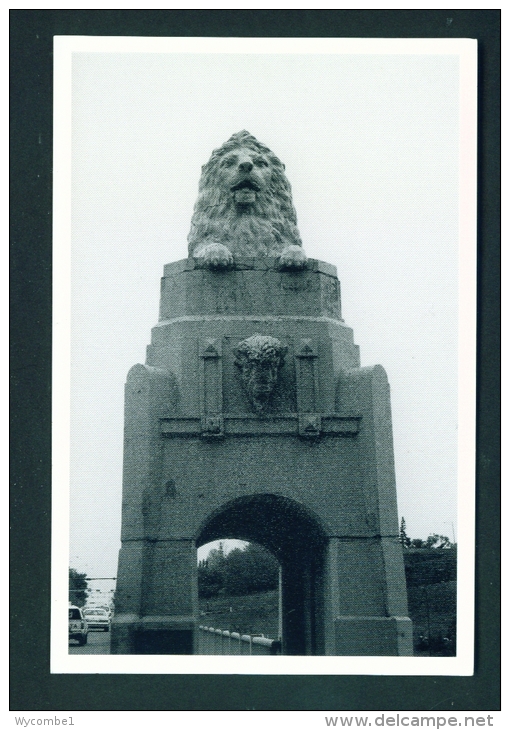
[234,334,287,415]
[187,131,303,262]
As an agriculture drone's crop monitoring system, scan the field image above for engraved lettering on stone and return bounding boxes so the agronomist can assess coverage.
[322,277,339,317]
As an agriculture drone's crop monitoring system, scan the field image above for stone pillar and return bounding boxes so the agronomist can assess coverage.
[325,537,412,656]
[111,257,412,656]
[326,364,413,655]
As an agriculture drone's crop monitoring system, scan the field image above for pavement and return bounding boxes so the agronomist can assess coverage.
[69,629,111,654]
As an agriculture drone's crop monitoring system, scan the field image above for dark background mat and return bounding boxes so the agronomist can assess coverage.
[10,9,500,711]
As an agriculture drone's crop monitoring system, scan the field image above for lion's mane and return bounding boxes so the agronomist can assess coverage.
[187,131,302,258]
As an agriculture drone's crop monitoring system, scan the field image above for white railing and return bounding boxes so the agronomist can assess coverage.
[198,625,281,655]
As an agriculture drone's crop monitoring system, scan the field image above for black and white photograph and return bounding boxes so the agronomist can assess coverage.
[50,36,478,676]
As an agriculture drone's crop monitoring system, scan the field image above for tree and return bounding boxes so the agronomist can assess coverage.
[206,542,227,571]
[399,517,411,548]
[425,534,452,549]
[222,543,279,595]
[69,568,88,606]
[197,562,223,598]
[197,541,279,598]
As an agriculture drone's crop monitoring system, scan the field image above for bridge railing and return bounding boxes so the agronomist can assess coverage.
[198,625,281,655]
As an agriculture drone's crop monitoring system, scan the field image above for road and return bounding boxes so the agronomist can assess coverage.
[69,629,111,654]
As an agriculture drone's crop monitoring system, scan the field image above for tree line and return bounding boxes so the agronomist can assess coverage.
[399,517,455,549]
[198,542,279,598]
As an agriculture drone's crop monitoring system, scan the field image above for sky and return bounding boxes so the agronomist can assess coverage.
[65,41,469,583]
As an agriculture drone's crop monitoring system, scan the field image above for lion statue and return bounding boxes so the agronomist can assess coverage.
[187,130,307,270]
[234,334,287,415]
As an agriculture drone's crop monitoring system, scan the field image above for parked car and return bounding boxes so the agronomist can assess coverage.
[69,605,88,645]
[85,603,113,617]
[83,607,111,631]
[95,604,112,617]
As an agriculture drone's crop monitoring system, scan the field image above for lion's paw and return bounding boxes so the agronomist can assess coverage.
[277,245,307,271]
[195,243,234,270]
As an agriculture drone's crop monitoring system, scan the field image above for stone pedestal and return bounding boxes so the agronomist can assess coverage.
[111,257,412,655]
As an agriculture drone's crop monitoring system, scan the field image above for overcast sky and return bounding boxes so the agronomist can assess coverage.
[66,43,466,581]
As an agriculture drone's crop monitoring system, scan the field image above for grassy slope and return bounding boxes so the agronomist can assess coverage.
[404,549,457,656]
[407,581,456,656]
[199,590,280,638]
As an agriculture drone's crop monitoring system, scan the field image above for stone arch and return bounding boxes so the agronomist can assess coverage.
[196,493,328,655]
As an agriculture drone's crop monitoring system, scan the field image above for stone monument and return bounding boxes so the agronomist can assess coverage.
[111,131,413,656]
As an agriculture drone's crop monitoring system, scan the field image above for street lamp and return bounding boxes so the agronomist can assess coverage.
[444,521,456,544]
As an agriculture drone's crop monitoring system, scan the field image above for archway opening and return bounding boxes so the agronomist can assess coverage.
[196,494,327,655]
[197,539,281,639]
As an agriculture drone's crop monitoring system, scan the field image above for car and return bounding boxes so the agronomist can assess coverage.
[86,603,113,617]
[83,607,111,631]
[69,605,88,645]
[94,604,112,618]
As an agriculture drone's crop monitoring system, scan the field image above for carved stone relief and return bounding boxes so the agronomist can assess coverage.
[233,334,287,415]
